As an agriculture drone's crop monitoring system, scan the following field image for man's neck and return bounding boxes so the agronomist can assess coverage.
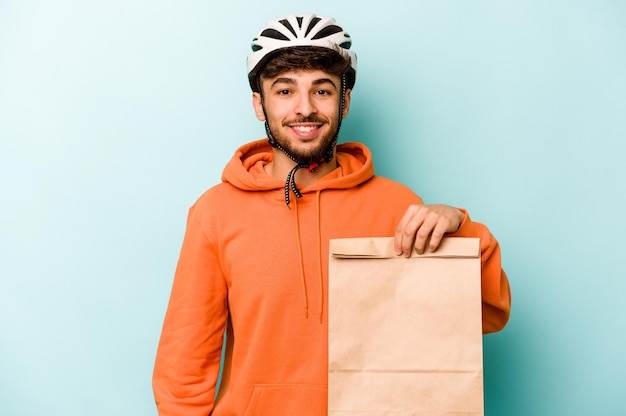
[265,148,338,188]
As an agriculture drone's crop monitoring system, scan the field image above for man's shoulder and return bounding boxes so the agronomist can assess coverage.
[351,175,422,204]
[191,182,242,211]
[365,175,417,194]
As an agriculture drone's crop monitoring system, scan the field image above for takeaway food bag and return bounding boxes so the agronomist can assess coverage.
[328,237,484,415]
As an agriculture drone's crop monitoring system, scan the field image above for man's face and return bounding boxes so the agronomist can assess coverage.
[253,69,351,164]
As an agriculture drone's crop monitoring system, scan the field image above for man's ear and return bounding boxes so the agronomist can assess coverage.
[252,92,266,121]
[342,89,352,119]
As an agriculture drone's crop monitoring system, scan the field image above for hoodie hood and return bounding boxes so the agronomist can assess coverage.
[221,138,376,322]
[222,139,375,194]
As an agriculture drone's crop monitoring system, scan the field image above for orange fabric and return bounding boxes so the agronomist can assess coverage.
[152,139,511,415]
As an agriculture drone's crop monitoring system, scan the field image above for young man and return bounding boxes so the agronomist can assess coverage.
[153,13,511,416]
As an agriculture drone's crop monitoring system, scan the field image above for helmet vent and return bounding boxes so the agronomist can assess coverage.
[339,41,352,49]
[260,28,290,41]
[279,19,297,37]
[311,25,343,40]
[304,17,322,37]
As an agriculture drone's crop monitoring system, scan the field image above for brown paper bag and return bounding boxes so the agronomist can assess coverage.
[328,237,484,415]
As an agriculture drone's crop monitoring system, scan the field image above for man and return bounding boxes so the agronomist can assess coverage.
[153,13,511,415]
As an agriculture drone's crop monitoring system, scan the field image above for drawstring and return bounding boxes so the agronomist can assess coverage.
[292,197,309,318]
[315,190,324,323]
[292,189,326,322]
[284,161,320,206]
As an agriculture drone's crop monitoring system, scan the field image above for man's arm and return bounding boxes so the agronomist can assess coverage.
[394,204,511,333]
[153,207,228,415]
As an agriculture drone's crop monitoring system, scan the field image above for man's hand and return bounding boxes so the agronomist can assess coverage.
[394,204,464,256]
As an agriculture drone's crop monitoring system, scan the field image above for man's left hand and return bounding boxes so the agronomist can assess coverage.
[394,204,464,256]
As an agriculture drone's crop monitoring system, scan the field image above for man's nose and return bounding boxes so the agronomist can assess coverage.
[295,94,317,116]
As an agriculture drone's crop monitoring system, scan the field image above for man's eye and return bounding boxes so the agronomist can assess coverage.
[277,89,291,95]
[316,89,331,95]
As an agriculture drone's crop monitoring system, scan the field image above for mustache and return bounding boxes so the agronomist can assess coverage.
[283,116,327,125]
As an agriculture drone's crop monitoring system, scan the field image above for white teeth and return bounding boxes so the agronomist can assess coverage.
[293,125,316,132]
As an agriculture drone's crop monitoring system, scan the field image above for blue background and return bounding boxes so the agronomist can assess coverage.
[1,1,625,415]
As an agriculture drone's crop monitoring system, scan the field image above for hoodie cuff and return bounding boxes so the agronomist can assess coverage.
[451,208,475,237]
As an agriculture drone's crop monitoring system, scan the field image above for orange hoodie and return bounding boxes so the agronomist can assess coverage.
[152,139,511,415]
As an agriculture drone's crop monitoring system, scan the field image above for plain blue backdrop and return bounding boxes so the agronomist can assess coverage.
[1,1,625,415]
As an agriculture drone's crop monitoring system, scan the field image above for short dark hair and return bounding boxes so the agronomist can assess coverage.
[257,46,353,91]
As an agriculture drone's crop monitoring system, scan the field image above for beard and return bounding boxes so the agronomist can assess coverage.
[267,116,339,165]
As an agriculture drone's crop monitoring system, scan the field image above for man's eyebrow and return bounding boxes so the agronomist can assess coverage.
[270,77,338,90]
[312,78,338,90]
[271,77,296,88]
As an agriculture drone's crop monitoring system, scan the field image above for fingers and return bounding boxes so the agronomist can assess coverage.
[394,205,423,257]
[413,208,443,255]
[426,220,448,253]
[394,204,462,257]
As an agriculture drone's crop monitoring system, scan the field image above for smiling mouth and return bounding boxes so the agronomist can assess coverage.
[285,117,326,134]
[292,125,320,133]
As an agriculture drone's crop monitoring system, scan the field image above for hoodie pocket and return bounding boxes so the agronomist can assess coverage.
[243,384,327,416]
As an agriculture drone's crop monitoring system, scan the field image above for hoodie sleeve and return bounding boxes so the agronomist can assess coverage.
[152,205,228,415]
[450,209,511,334]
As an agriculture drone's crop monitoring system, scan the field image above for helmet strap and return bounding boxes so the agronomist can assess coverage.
[261,74,348,207]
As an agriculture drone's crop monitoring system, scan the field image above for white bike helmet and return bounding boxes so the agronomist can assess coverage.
[247,13,357,92]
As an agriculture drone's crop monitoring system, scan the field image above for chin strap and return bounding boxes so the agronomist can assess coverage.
[265,125,323,206]
[262,74,347,207]
[284,162,320,206]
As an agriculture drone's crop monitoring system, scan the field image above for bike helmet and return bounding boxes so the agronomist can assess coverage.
[247,13,357,92]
